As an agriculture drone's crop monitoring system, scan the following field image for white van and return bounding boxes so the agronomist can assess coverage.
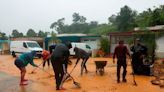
[69,42,92,56]
[10,41,43,58]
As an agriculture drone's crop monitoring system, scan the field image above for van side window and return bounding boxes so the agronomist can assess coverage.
[86,45,91,49]
[23,42,27,48]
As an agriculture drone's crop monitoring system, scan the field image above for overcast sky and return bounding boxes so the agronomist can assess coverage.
[0,0,163,35]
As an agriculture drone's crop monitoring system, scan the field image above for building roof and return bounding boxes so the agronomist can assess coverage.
[0,40,10,43]
[108,25,164,36]
[57,33,87,37]
[134,25,164,31]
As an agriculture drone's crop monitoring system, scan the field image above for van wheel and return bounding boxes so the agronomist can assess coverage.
[11,51,16,57]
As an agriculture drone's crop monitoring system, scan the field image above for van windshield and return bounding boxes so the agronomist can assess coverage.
[26,42,40,48]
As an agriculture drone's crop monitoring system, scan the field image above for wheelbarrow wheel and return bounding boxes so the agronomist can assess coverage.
[99,69,104,76]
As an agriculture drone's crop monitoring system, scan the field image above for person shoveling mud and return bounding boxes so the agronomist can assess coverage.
[51,42,72,90]
[74,47,90,76]
[14,51,38,86]
[29,50,51,74]
[42,50,51,69]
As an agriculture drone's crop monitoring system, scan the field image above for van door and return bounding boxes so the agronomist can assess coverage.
[20,42,30,53]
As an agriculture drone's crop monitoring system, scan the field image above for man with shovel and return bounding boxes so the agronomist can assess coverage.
[74,47,90,76]
[42,50,51,69]
[113,40,131,83]
[51,42,72,90]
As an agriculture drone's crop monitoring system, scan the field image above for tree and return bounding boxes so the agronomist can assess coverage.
[72,12,86,24]
[50,18,65,34]
[136,5,164,27]
[151,5,164,26]
[135,9,152,27]
[114,5,137,32]
[26,29,36,37]
[108,14,117,25]
[89,24,117,35]
[38,30,47,37]
[99,37,110,54]
[50,31,60,44]
[12,29,23,37]
[89,21,98,28]
[19,32,23,37]
[0,31,8,40]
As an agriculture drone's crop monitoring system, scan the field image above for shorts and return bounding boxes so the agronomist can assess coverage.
[14,58,25,69]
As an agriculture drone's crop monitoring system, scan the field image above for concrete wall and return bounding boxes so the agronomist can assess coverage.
[156,36,164,58]
[0,42,10,54]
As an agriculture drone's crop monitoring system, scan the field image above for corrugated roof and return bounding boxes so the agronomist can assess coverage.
[57,33,87,37]
[134,25,164,31]
[0,40,9,43]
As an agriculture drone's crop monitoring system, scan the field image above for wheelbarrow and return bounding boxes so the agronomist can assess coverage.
[95,61,107,76]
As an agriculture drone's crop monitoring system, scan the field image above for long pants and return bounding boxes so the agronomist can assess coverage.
[51,57,65,90]
[43,59,50,68]
[132,54,143,74]
[81,57,89,75]
[117,59,127,81]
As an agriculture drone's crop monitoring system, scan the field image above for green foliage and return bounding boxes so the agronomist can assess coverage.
[38,30,47,37]
[99,37,110,54]
[45,5,164,35]
[0,31,8,40]
[114,5,137,32]
[50,31,60,44]
[72,12,86,24]
[136,5,164,27]
[108,14,117,25]
[26,29,37,37]
[12,29,23,37]
[50,18,65,34]
[135,9,153,27]
[70,23,90,33]
[89,24,117,35]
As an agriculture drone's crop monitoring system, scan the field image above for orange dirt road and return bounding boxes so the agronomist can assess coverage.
[0,55,163,92]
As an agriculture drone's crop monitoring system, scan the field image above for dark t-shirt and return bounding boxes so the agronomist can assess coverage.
[74,47,90,59]
[130,44,147,57]
[113,44,130,59]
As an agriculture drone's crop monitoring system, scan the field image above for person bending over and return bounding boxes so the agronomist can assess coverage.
[51,42,72,90]
[42,50,51,69]
[14,51,38,86]
[74,47,90,76]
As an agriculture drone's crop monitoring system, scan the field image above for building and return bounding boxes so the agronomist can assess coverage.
[108,25,164,58]
[0,40,10,54]
[44,33,101,51]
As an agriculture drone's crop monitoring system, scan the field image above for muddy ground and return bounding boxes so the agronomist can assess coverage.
[0,55,163,92]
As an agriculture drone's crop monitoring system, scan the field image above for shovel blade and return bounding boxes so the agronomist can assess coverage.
[73,81,81,88]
